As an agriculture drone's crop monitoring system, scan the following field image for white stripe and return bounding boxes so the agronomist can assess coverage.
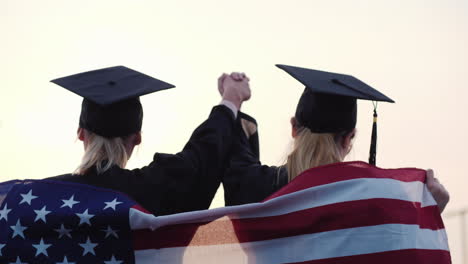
[134,224,449,264]
[130,178,437,230]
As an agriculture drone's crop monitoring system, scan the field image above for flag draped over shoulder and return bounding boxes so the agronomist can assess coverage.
[130,161,451,264]
[0,161,451,263]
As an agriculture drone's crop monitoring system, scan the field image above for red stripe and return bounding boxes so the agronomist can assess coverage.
[132,199,443,250]
[266,162,426,201]
[132,204,152,214]
[286,249,451,264]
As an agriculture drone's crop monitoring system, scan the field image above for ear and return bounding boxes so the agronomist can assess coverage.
[341,128,356,153]
[77,127,85,141]
[133,132,142,146]
[290,117,298,138]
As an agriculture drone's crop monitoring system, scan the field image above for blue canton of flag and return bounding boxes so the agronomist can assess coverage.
[0,179,137,264]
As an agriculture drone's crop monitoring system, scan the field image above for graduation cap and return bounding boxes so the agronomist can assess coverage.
[51,66,175,138]
[276,64,394,165]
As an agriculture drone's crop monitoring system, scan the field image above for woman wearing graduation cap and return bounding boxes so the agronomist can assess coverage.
[222,65,449,212]
[47,66,251,216]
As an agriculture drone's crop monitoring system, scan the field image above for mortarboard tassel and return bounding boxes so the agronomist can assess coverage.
[369,103,378,165]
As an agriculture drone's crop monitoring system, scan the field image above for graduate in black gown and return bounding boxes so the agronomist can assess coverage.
[223,65,449,212]
[47,66,251,216]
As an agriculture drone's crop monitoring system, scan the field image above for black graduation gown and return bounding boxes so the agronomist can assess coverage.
[48,105,235,216]
[223,112,288,206]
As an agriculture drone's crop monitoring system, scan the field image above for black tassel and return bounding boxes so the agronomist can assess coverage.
[369,109,377,165]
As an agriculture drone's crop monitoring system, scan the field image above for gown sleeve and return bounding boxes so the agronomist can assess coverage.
[131,105,237,215]
[223,112,288,206]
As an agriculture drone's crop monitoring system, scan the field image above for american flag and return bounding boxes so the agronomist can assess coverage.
[0,179,138,263]
[0,161,451,263]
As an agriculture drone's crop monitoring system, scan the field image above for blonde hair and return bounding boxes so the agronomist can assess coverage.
[75,131,129,175]
[286,127,346,182]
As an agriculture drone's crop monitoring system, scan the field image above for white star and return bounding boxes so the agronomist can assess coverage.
[10,256,27,264]
[104,255,123,264]
[54,224,72,239]
[56,256,75,264]
[10,219,27,239]
[0,243,5,256]
[32,238,51,257]
[34,206,51,223]
[103,198,122,211]
[0,203,12,221]
[102,226,119,239]
[79,237,98,256]
[61,195,79,209]
[75,209,94,226]
[19,190,38,205]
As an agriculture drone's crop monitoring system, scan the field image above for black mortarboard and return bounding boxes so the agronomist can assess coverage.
[51,66,175,138]
[276,64,395,165]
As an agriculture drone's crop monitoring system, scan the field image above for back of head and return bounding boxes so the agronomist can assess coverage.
[75,131,129,175]
[286,127,346,181]
[50,66,176,175]
[51,66,175,138]
[276,64,394,168]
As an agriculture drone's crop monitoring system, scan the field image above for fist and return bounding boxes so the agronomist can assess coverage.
[426,169,450,213]
[218,72,251,109]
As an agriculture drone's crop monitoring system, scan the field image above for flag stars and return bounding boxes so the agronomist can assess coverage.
[56,256,75,264]
[54,224,72,239]
[104,255,123,264]
[76,209,94,226]
[10,219,27,239]
[34,206,51,223]
[0,203,11,221]
[32,238,52,257]
[79,237,98,256]
[61,195,79,209]
[102,226,119,239]
[10,256,27,264]
[104,198,122,211]
[19,190,38,205]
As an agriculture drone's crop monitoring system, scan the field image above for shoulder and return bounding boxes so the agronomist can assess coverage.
[46,173,98,185]
[46,173,75,181]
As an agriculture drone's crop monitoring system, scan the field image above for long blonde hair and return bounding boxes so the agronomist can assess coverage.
[286,127,349,181]
[75,131,129,175]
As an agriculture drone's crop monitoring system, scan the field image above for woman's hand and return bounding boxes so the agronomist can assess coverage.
[426,169,450,213]
[218,72,251,109]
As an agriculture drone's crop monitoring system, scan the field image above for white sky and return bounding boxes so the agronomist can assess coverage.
[2,0,467,261]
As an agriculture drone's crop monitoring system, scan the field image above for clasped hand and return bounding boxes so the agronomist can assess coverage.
[218,72,251,110]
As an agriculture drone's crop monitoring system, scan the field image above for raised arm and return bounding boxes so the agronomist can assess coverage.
[221,74,288,206]
[133,73,251,215]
